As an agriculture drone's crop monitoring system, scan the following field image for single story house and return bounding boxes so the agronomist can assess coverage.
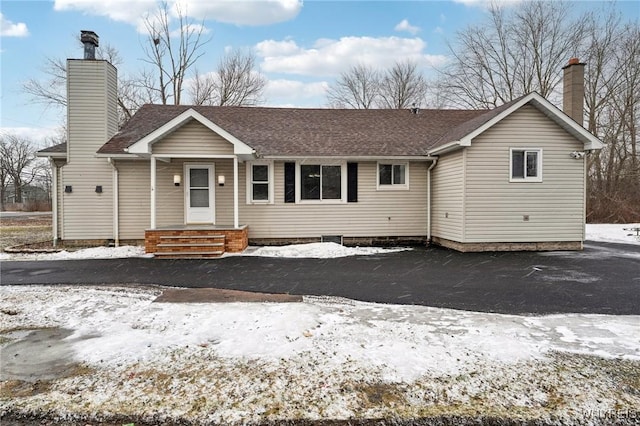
[39,32,603,257]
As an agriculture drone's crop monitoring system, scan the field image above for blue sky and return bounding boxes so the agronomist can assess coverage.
[1,0,638,146]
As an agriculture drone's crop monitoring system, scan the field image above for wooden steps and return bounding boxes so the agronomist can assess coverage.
[154,234,226,259]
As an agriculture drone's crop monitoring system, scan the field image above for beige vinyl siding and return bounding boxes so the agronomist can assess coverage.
[239,161,427,239]
[116,161,150,239]
[61,60,118,239]
[156,160,186,226]
[430,150,464,241]
[464,104,585,242]
[152,121,234,155]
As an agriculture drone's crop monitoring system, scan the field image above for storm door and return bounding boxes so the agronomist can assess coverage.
[185,164,215,224]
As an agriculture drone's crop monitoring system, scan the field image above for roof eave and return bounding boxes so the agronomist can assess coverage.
[36,151,67,159]
[428,140,470,156]
[96,153,140,159]
[261,155,437,161]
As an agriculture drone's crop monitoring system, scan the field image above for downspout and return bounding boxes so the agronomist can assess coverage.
[427,158,438,244]
[108,158,120,247]
[48,159,58,246]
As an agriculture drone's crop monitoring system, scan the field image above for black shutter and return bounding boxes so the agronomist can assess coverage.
[284,162,295,203]
[347,162,358,202]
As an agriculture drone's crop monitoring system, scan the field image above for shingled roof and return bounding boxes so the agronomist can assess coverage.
[97,105,491,157]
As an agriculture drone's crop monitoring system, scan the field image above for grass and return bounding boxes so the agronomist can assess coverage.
[0,215,52,251]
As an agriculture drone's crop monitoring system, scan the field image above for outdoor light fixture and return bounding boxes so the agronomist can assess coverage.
[218,175,225,186]
[173,174,181,186]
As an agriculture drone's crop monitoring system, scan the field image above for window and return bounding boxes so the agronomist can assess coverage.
[377,162,409,189]
[510,149,542,182]
[298,163,344,202]
[246,162,273,203]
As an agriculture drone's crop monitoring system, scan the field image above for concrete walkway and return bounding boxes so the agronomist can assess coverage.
[2,241,639,315]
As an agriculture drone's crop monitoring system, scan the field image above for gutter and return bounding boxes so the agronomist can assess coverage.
[108,158,120,247]
[261,155,438,162]
[427,157,438,243]
[48,159,59,246]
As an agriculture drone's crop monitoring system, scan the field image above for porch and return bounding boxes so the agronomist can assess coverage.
[145,225,248,258]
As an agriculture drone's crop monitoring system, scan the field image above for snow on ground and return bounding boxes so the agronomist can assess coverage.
[236,242,410,258]
[0,242,409,261]
[1,286,639,424]
[0,224,637,261]
[585,223,640,245]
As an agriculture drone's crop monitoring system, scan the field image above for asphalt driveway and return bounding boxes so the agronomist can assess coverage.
[1,241,639,315]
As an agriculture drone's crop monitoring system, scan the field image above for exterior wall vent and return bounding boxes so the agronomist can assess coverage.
[321,235,343,245]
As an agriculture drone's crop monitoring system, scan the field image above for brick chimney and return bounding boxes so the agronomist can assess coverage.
[562,57,585,126]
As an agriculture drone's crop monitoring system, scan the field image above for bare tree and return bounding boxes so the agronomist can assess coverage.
[0,133,40,204]
[377,60,428,109]
[139,1,210,106]
[189,49,267,106]
[22,40,138,126]
[24,2,210,126]
[437,1,587,108]
[584,11,640,222]
[326,64,380,109]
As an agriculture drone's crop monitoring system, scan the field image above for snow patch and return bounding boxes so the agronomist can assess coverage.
[236,242,410,258]
[586,223,640,245]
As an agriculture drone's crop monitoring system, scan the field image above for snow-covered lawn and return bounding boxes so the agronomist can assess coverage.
[585,223,640,245]
[1,286,639,425]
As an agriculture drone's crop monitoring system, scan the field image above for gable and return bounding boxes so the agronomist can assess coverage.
[152,120,234,156]
[429,93,604,155]
[125,108,255,157]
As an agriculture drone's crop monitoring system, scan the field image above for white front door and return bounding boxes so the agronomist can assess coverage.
[185,164,215,224]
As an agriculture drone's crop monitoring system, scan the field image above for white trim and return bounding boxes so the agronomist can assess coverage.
[376,161,410,191]
[263,155,435,161]
[96,153,138,159]
[233,157,239,229]
[509,148,543,183]
[151,154,237,159]
[246,160,274,204]
[428,93,604,155]
[150,157,156,229]
[126,108,255,156]
[184,163,216,224]
[37,152,67,159]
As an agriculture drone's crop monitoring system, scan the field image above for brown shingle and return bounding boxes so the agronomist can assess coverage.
[97,105,491,157]
[39,142,67,154]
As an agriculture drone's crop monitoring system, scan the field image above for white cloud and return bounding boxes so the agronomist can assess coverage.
[265,79,329,107]
[256,36,448,77]
[54,0,157,25]
[0,13,29,37]
[394,19,420,35]
[176,0,302,26]
[54,0,301,27]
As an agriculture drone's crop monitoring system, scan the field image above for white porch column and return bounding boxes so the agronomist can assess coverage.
[150,156,156,229]
[233,156,239,228]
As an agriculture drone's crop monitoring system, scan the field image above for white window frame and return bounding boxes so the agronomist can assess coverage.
[246,161,274,204]
[296,161,347,204]
[377,161,410,190]
[509,148,543,183]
